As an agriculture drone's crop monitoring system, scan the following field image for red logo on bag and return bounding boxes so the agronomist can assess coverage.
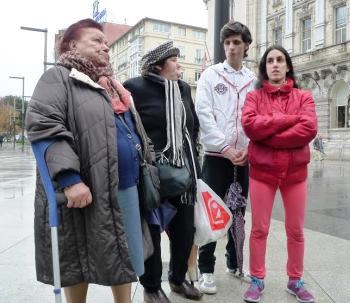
[202,191,231,230]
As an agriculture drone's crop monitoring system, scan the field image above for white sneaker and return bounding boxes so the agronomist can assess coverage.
[198,273,217,294]
[226,268,251,283]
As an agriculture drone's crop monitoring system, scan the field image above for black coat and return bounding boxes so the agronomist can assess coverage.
[124,75,201,188]
[124,76,199,152]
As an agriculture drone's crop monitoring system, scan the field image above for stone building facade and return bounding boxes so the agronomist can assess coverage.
[203,0,350,158]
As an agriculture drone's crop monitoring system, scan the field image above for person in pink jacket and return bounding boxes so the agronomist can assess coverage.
[241,45,317,303]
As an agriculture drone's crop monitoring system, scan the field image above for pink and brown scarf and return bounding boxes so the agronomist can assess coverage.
[57,50,130,114]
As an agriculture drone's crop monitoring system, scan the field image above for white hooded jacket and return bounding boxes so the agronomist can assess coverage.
[195,61,256,155]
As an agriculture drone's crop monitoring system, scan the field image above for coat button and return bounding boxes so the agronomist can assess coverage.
[127,134,132,139]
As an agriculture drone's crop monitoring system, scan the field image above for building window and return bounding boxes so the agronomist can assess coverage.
[180,70,185,81]
[335,5,346,44]
[331,81,350,128]
[153,22,171,33]
[301,18,311,52]
[195,71,201,81]
[119,37,127,47]
[192,30,205,40]
[178,26,186,36]
[273,27,283,46]
[178,46,186,59]
[117,53,128,71]
[194,49,202,64]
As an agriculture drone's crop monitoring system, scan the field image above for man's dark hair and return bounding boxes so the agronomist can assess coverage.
[220,20,252,58]
[220,20,252,44]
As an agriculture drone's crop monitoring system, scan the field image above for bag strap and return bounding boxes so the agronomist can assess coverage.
[185,129,198,180]
[117,115,145,163]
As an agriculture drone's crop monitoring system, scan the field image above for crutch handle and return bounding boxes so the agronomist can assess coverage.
[31,139,60,227]
[56,192,68,205]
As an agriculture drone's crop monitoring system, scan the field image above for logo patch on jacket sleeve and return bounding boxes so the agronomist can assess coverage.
[214,83,228,95]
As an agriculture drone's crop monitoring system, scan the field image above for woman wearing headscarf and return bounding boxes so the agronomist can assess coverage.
[241,45,317,303]
[25,18,153,303]
[124,41,202,303]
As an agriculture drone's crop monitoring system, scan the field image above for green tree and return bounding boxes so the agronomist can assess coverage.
[0,95,28,137]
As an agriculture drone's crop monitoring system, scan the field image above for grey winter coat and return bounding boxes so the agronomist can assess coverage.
[26,66,152,287]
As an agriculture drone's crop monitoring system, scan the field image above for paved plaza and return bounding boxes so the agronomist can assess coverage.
[0,143,349,302]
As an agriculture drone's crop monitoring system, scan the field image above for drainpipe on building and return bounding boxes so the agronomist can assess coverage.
[213,0,230,64]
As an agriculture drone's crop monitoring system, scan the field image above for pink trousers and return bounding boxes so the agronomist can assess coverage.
[248,177,307,279]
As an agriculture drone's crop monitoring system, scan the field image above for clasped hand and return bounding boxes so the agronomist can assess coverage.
[64,182,93,208]
[223,146,248,166]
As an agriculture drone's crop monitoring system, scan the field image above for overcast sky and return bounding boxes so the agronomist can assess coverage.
[0,0,208,98]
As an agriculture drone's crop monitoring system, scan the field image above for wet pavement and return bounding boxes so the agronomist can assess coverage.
[263,160,350,241]
[0,143,349,302]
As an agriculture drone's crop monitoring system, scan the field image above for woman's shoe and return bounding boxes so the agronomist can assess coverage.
[169,280,203,300]
[287,279,314,303]
[143,289,170,303]
[242,276,264,302]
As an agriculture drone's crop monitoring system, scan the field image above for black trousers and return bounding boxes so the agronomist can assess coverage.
[198,155,249,274]
[140,198,195,292]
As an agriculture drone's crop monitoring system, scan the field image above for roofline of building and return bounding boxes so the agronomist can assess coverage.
[111,17,207,46]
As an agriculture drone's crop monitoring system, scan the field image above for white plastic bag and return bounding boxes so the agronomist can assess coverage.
[194,179,233,246]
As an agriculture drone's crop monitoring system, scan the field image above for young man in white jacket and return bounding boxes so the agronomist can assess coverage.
[195,20,256,295]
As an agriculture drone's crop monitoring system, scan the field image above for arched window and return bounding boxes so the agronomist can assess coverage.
[330,81,350,128]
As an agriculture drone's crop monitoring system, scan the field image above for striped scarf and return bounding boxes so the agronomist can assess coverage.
[160,79,186,167]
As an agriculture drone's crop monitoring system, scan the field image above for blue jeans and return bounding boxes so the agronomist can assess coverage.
[117,185,144,276]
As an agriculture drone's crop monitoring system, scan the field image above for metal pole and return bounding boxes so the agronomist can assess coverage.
[21,78,25,152]
[213,0,230,64]
[20,26,49,71]
[44,29,48,72]
[13,97,16,149]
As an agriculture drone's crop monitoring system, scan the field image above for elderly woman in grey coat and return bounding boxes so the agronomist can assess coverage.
[25,19,152,303]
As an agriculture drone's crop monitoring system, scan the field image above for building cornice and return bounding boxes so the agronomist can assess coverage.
[293,0,314,10]
[329,0,347,8]
[268,15,284,30]
[296,2,313,19]
[267,9,286,20]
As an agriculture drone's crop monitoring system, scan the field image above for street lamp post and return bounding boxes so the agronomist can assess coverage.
[9,76,25,151]
[20,26,48,72]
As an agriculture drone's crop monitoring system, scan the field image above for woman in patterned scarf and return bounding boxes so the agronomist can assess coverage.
[124,41,202,303]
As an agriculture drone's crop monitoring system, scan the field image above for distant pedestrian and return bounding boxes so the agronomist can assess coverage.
[0,135,3,147]
[242,45,317,303]
[313,134,325,161]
